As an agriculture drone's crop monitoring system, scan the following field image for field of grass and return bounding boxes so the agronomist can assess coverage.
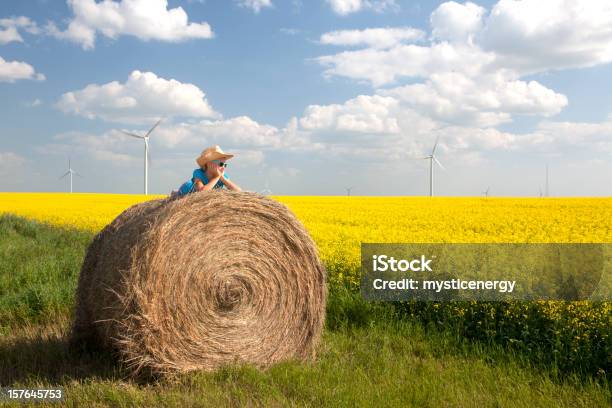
[0,193,611,406]
[0,215,610,407]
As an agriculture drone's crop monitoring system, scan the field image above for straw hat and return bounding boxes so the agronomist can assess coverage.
[196,145,235,168]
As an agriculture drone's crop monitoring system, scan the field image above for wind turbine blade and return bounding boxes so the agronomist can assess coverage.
[120,130,144,139]
[59,171,69,179]
[145,118,164,138]
[431,135,440,155]
[433,156,445,170]
[74,171,83,177]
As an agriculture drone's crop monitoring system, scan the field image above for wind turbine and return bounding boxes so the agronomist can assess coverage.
[346,186,354,196]
[423,135,444,196]
[483,186,490,198]
[59,158,81,193]
[260,179,272,196]
[120,118,163,195]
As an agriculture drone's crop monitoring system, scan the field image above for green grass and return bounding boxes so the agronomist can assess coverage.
[0,215,91,327]
[0,214,610,407]
[2,318,610,407]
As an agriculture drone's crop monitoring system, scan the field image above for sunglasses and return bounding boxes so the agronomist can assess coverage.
[211,160,228,168]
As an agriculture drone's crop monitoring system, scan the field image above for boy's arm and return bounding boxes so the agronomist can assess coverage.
[220,175,242,192]
[195,176,221,191]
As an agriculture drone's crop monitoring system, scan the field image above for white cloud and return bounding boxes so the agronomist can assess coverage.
[317,4,496,87]
[155,116,283,148]
[0,56,45,82]
[430,1,485,43]
[299,94,401,133]
[47,0,214,50]
[292,94,444,162]
[317,0,612,84]
[26,98,43,107]
[56,70,219,124]
[522,120,612,154]
[229,149,265,167]
[480,0,612,74]
[290,88,594,162]
[0,26,22,45]
[154,115,316,153]
[313,0,612,133]
[236,0,273,13]
[320,27,424,49]
[435,126,518,152]
[316,42,493,87]
[427,119,612,157]
[39,130,141,166]
[380,72,568,127]
[326,0,362,15]
[292,91,531,161]
[0,16,40,44]
[326,0,398,16]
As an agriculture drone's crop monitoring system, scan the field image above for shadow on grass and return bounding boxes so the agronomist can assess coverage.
[0,330,127,386]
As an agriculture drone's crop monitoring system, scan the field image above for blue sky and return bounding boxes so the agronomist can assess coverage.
[1,0,612,196]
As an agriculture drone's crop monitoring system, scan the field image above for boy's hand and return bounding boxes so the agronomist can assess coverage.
[216,163,226,179]
[209,163,221,178]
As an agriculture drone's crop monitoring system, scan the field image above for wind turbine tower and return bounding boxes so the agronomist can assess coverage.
[423,135,444,196]
[346,186,354,196]
[120,118,163,195]
[59,158,81,193]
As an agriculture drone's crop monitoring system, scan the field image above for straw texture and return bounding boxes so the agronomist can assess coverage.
[70,191,327,376]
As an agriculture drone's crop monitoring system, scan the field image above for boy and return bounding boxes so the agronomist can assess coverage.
[175,145,242,196]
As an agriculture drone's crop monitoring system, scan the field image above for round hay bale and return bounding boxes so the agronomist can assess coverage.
[70,191,327,376]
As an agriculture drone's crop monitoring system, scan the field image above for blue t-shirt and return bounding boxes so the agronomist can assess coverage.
[178,168,229,195]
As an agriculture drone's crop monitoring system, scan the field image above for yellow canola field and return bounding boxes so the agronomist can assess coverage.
[1,193,612,280]
[0,193,159,232]
[2,193,612,241]
[280,195,612,247]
